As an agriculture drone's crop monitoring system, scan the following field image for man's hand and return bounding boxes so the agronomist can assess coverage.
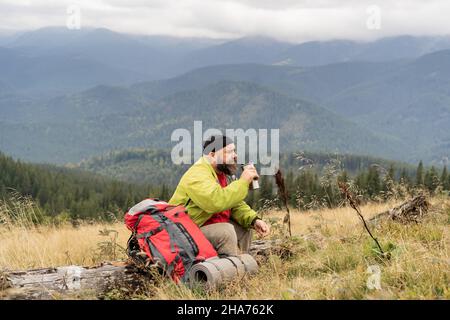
[240,166,259,184]
[253,219,270,237]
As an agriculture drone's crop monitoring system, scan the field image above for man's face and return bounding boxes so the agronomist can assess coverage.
[214,143,238,175]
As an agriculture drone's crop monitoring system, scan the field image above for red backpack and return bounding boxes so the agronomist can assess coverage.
[124,199,218,283]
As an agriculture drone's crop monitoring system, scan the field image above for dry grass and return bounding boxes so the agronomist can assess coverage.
[0,194,131,270]
[1,195,449,299]
[0,223,131,270]
[269,199,400,236]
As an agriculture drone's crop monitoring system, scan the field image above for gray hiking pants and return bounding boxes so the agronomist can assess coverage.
[200,220,253,257]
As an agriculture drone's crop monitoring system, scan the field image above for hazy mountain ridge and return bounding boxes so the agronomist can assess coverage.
[1,28,449,165]
[2,27,450,95]
[0,80,403,164]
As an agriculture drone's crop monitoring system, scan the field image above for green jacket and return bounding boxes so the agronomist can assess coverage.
[168,156,259,229]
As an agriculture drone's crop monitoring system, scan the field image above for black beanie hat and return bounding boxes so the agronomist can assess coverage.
[202,135,234,155]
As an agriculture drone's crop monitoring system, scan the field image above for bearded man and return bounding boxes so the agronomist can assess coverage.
[168,135,270,256]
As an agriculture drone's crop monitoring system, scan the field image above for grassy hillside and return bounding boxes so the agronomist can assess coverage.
[1,195,448,299]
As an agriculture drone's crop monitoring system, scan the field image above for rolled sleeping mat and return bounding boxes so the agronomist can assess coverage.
[237,253,259,274]
[206,257,238,282]
[189,260,222,289]
[224,256,246,277]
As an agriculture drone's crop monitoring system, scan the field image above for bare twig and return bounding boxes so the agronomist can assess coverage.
[338,182,385,256]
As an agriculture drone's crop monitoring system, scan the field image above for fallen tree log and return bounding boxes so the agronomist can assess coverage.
[1,239,289,300]
[368,195,429,224]
[0,262,145,300]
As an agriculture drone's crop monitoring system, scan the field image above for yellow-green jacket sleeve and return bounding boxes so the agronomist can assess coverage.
[231,201,259,229]
[184,168,249,214]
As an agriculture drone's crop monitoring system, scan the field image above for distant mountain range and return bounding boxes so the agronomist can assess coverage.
[131,52,450,164]
[0,80,402,164]
[1,27,449,166]
[2,27,450,95]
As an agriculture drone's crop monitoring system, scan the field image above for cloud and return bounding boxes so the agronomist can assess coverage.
[0,0,449,42]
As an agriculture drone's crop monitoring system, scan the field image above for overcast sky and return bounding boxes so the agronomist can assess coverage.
[1,0,450,42]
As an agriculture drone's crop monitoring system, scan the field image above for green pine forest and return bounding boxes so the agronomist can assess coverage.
[0,151,154,221]
[1,149,449,223]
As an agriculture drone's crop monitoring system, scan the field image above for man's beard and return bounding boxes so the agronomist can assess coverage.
[217,162,238,176]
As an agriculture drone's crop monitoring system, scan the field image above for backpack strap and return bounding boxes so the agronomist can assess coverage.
[132,205,165,232]
[136,226,163,239]
[133,214,146,231]
[152,212,198,281]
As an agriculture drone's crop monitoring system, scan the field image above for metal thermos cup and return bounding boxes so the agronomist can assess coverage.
[242,161,259,190]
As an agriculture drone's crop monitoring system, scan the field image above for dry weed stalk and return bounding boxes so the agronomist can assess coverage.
[338,182,386,257]
[274,168,292,237]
